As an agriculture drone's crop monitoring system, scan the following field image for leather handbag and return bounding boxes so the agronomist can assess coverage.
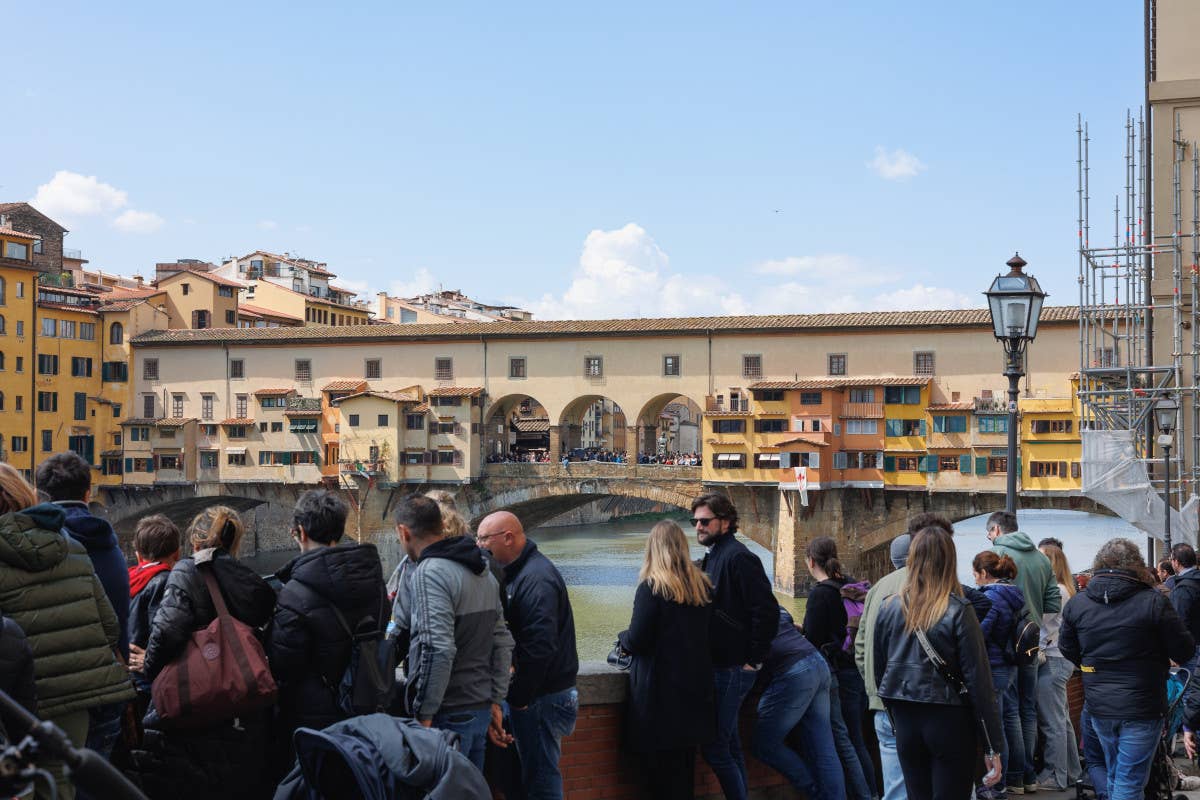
[151,566,277,729]
[606,640,632,671]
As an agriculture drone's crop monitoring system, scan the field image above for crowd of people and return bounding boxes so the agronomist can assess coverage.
[1,449,1199,799]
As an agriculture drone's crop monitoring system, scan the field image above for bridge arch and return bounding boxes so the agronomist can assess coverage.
[482,392,553,461]
[557,394,630,457]
[634,393,705,460]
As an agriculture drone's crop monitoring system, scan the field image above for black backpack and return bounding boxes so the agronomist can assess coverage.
[326,603,397,716]
[1008,615,1042,667]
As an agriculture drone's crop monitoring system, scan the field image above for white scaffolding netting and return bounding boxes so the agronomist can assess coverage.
[1081,429,1198,546]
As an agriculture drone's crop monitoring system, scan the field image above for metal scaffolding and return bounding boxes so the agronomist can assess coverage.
[1077,111,1200,526]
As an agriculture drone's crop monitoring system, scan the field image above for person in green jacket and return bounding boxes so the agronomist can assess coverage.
[987,509,1062,794]
[0,464,134,800]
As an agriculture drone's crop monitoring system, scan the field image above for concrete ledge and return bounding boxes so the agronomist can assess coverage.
[577,660,629,705]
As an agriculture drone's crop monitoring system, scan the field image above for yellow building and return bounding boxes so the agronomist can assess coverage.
[1020,388,1083,495]
[0,227,40,475]
[882,381,931,488]
[244,280,372,327]
[34,286,106,472]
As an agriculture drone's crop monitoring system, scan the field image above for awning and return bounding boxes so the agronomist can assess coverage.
[715,453,744,463]
[224,447,247,455]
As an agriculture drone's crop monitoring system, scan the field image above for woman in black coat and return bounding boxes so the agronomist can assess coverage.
[136,506,277,800]
[618,520,714,800]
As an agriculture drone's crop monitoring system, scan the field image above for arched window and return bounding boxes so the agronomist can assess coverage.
[0,392,4,411]
[0,352,5,371]
[0,314,5,335]
[0,276,5,305]
[110,322,123,345]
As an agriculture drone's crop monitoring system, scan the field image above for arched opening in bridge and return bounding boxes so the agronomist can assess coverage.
[483,393,553,462]
[633,393,704,463]
[558,395,627,460]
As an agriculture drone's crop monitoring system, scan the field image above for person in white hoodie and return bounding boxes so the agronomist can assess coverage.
[1035,543,1083,791]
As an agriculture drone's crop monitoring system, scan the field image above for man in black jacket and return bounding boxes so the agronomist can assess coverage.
[270,490,390,763]
[476,511,578,800]
[1061,537,1195,800]
[692,492,777,800]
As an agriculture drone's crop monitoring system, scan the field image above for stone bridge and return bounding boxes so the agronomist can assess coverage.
[97,466,1115,595]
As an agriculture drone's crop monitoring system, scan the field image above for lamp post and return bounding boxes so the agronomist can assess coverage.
[1155,396,1179,556]
[985,253,1047,514]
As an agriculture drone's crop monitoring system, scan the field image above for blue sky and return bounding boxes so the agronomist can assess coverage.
[6,1,1145,318]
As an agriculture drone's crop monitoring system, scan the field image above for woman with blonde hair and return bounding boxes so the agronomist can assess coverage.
[137,505,277,799]
[874,527,1002,799]
[1035,543,1083,790]
[425,489,468,538]
[618,520,714,799]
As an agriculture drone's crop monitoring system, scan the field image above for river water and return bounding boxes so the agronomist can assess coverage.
[246,508,1149,661]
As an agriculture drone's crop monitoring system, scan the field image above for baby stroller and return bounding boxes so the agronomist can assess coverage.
[1075,669,1191,800]
[1142,667,1191,800]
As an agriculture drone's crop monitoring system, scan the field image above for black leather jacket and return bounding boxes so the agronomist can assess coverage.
[873,592,1002,748]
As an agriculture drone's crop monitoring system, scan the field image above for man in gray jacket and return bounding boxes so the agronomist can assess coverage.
[392,494,514,771]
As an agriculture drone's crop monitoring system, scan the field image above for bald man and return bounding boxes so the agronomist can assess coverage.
[476,511,579,800]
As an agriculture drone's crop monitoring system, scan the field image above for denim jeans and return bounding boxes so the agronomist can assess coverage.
[433,707,492,772]
[1080,704,1109,800]
[874,710,906,800]
[836,665,878,799]
[1016,661,1038,784]
[1089,715,1162,800]
[996,664,1025,791]
[751,652,844,800]
[76,702,125,800]
[828,669,873,800]
[701,667,759,800]
[509,687,578,800]
[1036,656,1082,789]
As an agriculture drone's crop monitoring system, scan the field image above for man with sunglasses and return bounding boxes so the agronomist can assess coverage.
[691,492,778,800]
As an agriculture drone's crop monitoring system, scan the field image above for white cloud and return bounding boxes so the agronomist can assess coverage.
[258,219,278,230]
[867,146,927,181]
[32,170,127,218]
[522,223,976,320]
[112,209,165,234]
[388,267,437,299]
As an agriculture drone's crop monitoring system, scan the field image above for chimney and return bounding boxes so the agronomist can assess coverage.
[134,275,145,287]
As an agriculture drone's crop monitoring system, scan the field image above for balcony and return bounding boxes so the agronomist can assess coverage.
[974,396,1008,413]
[63,249,82,260]
[842,402,883,419]
[707,397,750,412]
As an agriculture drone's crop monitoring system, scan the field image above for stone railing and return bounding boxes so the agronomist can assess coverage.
[483,463,701,481]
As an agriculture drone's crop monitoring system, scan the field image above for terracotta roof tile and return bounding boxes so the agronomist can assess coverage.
[253,388,295,397]
[775,436,830,448]
[120,418,158,426]
[130,305,1082,347]
[749,376,930,390]
[36,301,99,315]
[238,307,263,319]
[322,380,368,392]
[239,303,303,322]
[0,226,39,241]
[334,389,421,405]
[158,269,245,289]
[927,402,975,411]
[427,386,483,397]
[513,418,550,433]
[97,299,146,312]
[220,418,256,426]
[156,418,196,427]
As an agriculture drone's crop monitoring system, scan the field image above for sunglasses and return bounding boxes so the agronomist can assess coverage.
[690,517,719,527]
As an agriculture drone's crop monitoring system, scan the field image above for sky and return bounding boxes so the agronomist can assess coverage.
[4,1,1146,319]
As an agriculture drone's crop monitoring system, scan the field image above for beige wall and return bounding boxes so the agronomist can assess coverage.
[1154,0,1200,83]
[154,276,238,329]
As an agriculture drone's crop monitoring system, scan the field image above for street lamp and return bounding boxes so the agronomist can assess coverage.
[1155,395,1179,554]
[985,253,1047,514]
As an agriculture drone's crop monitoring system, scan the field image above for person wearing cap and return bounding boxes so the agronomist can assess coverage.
[856,513,993,800]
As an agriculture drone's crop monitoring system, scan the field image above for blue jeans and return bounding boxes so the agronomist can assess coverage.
[1080,704,1109,800]
[837,665,877,799]
[433,707,492,771]
[509,687,578,800]
[751,652,844,800]
[1036,656,1082,789]
[76,702,124,800]
[701,667,758,800]
[828,669,872,800]
[874,710,905,800]
[1089,715,1162,800]
[996,664,1025,791]
[1016,661,1038,784]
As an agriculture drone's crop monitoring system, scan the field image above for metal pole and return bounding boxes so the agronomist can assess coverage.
[1006,345,1022,514]
[1164,443,1173,553]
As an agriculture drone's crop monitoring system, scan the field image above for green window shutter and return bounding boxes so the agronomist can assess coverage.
[933,416,945,433]
[146,458,155,473]
[885,419,901,437]
[883,455,896,472]
[282,452,293,465]
[919,419,927,437]
[975,456,988,475]
[960,454,971,473]
[313,451,321,467]
[125,458,133,473]
[918,455,938,473]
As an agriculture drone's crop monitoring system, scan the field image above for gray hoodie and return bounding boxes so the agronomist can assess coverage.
[393,536,513,720]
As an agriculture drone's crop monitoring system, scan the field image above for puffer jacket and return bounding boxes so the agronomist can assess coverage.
[978,581,1025,666]
[0,504,133,718]
[1169,568,1200,641]
[873,592,1002,747]
[143,548,276,682]
[58,500,131,659]
[269,543,390,734]
[1061,568,1195,719]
